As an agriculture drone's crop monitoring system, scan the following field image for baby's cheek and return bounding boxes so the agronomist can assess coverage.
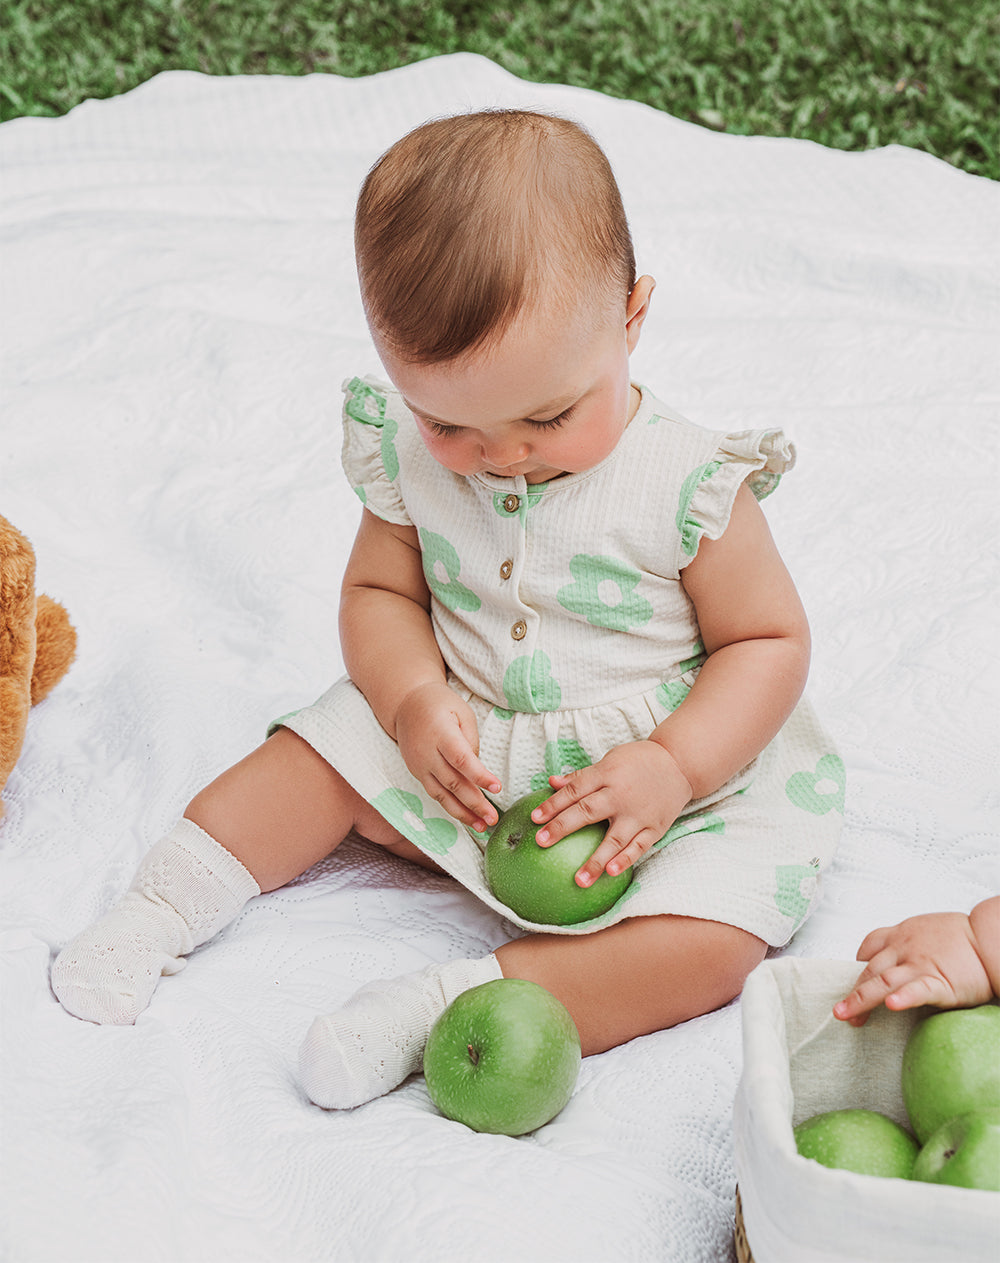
[423,435,469,473]
[446,443,480,475]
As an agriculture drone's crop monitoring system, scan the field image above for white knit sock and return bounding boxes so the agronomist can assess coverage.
[299,953,505,1109]
[51,818,260,1025]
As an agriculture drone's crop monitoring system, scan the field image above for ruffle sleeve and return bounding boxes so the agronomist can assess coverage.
[341,375,412,526]
[676,429,795,566]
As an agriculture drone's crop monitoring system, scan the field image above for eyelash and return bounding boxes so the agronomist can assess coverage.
[424,407,574,438]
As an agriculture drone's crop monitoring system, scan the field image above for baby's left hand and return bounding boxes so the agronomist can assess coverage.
[531,740,692,888]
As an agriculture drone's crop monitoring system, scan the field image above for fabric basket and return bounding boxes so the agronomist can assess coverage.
[733,957,1000,1262]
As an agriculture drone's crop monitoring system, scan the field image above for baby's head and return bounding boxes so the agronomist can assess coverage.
[355,109,636,365]
[355,110,654,484]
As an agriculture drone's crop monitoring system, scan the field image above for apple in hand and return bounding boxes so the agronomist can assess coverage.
[902,1003,1000,1143]
[911,1107,1000,1191]
[485,788,633,925]
[793,1109,919,1179]
[423,978,581,1135]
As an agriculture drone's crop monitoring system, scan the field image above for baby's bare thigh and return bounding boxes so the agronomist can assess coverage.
[270,729,448,875]
[353,795,448,875]
[188,728,446,886]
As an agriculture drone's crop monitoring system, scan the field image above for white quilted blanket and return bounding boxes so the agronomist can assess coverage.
[2,54,998,1263]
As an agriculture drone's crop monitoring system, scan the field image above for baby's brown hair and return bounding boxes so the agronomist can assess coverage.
[355,109,635,365]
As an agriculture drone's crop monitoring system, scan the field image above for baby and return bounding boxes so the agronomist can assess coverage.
[52,109,844,1109]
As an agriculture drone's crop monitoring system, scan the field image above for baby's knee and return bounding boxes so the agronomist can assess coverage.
[647,914,767,999]
[716,924,768,999]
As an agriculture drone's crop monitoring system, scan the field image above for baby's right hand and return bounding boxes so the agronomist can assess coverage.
[394,682,501,832]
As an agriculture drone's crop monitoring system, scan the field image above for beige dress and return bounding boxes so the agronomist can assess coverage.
[273,376,843,944]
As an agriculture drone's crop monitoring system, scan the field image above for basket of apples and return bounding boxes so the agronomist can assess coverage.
[733,957,1000,1263]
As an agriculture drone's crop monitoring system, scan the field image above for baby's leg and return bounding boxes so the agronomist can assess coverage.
[184,727,440,890]
[496,914,768,1056]
[299,914,764,1111]
[51,729,415,1024]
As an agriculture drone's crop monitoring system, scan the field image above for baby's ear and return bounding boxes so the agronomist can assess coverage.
[625,275,656,351]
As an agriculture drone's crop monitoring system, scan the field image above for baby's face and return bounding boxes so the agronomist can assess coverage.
[377,278,653,485]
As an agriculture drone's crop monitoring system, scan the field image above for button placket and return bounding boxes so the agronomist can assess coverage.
[498,483,527,640]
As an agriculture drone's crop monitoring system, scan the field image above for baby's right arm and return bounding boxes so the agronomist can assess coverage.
[340,509,500,831]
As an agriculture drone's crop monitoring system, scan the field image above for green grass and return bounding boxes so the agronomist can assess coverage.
[2,0,997,178]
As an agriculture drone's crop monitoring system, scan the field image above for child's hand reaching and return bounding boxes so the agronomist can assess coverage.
[833,897,1000,1026]
[394,682,501,832]
[529,740,692,887]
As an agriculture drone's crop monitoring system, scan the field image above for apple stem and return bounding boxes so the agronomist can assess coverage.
[467,1044,479,1066]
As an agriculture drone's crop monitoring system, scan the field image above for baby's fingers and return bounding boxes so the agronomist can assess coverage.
[424,775,494,832]
[882,974,950,1011]
[854,925,892,963]
[429,739,501,830]
[833,961,946,1025]
[834,968,895,1025]
[574,825,660,888]
[530,773,606,845]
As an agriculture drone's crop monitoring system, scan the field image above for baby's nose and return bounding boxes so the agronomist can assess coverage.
[482,435,528,468]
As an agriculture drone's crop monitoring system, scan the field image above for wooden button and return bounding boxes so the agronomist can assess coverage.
[503,493,521,513]
[499,559,513,580]
[511,620,527,640]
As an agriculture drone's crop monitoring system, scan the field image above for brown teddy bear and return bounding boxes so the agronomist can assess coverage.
[0,514,77,819]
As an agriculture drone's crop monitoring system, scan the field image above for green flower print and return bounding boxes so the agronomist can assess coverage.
[503,651,562,713]
[557,554,654,632]
[785,754,846,815]
[492,484,548,524]
[345,377,400,480]
[657,640,706,711]
[344,377,386,425]
[529,738,592,793]
[657,641,707,712]
[774,862,819,927]
[371,788,458,856]
[676,460,722,557]
[654,811,725,850]
[747,468,783,501]
[419,529,481,613]
[656,678,691,712]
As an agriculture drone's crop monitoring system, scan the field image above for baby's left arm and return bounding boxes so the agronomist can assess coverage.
[533,484,811,884]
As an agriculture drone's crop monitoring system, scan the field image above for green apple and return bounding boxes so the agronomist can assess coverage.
[912,1107,1000,1191]
[902,1003,1000,1143]
[794,1109,919,1179]
[484,788,633,925]
[423,978,581,1135]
